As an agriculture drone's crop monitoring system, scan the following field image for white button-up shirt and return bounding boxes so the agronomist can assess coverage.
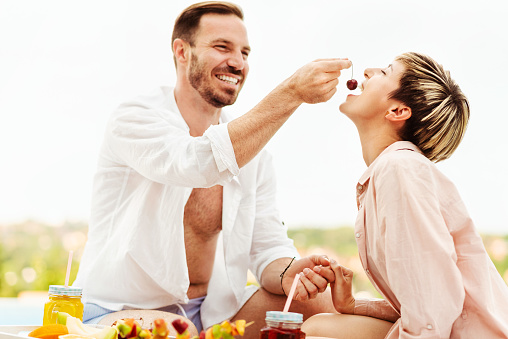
[74,86,299,328]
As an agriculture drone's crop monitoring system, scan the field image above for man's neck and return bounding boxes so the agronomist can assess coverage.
[174,84,222,137]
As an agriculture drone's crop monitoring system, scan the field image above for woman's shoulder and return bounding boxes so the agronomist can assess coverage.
[374,143,434,175]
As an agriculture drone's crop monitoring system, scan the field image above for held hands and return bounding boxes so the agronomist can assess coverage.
[283,59,352,104]
[282,256,356,314]
[282,254,335,301]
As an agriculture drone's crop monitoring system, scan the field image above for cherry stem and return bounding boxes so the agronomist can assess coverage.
[350,61,354,80]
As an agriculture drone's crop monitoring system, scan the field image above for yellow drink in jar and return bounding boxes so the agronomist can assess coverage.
[43,285,83,325]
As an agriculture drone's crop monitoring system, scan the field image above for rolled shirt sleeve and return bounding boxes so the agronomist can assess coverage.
[106,98,238,188]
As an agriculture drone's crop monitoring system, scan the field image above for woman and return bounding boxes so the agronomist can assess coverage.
[302,53,508,338]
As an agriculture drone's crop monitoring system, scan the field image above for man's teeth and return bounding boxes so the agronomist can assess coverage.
[217,75,239,85]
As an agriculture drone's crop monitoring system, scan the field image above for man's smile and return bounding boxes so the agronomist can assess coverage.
[216,74,240,85]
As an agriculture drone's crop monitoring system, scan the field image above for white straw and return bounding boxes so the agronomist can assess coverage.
[282,273,301,313]
[64,250,73,288]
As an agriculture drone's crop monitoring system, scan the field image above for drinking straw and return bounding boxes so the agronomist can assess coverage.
[64,250,73,288]
[282,273,301,313]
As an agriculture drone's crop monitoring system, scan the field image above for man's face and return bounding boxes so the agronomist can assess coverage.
[187,13,250,108]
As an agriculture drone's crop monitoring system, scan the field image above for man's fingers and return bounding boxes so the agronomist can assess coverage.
[299,272,319,299]
[313,265,335,284]
[313,58,352,69]
[313,58,352,73]
[309,254,331,266]
[303,267,329,294]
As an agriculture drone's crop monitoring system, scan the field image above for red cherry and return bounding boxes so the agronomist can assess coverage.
[171,319,189,334]
[347,79,358,90]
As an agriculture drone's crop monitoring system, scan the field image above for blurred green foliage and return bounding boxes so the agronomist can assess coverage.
[0,221,507,298]
[0,221,85,297]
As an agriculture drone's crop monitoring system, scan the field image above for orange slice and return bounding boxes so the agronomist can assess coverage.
[29,324,69,339]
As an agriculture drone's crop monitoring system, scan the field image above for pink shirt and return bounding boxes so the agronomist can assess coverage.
[353,141,508,338]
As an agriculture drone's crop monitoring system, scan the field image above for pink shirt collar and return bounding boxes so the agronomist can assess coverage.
[358,141,423,186]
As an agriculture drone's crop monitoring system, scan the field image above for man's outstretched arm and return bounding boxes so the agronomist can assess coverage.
[229,59,351,168]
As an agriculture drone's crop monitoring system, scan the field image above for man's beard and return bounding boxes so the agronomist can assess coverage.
[188,52,241,108]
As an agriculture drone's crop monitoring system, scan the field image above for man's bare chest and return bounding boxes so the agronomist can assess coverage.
[183,185,223,238]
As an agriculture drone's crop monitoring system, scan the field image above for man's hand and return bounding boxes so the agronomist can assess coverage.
[282,254,335,301]
[283,58,352,104]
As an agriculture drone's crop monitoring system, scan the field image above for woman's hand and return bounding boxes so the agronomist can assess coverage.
[329,259,356,314]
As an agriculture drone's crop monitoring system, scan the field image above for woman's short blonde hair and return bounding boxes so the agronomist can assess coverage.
[389,52,470,162]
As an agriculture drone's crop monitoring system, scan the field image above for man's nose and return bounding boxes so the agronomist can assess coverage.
[227,50,246,70]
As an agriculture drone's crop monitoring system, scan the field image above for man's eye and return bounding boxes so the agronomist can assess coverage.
[216,45,227,50]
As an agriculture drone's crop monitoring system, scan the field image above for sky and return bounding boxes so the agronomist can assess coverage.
[1,0,507,234]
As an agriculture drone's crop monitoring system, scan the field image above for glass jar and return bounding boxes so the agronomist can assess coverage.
[43,285,84,325]
[259,311,306,339]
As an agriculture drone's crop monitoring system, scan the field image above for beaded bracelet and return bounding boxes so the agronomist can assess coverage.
[279,257,296,296]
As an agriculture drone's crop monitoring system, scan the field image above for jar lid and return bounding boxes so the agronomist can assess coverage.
[265,311,303,323]
[48,285,82,296]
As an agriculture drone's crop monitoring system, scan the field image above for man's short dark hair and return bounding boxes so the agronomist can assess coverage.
[172,1,244,46]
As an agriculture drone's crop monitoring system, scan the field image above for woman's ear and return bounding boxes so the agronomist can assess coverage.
[173,38,191,65]
[385,104,412,122]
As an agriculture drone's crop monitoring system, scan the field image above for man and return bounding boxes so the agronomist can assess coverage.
[74,2,351,337]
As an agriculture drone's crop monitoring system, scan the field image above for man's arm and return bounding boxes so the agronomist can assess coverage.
[229,59,351,168]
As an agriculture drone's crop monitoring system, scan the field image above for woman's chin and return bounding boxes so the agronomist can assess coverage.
[338,101,349,114]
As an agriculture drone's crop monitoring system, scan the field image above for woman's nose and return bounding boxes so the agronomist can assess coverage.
[364,68,375,79]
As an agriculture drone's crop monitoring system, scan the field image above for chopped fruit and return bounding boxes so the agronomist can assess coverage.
[57,312,71,325]
[28,324,69,339]
[219,321,232,334]
[171,319,189,334]
[116,319,133,338]
[138,329,152,339]
[152,319,169,339]
[171,319,190,339]
[193,320,252,339]
[232,320,246,336]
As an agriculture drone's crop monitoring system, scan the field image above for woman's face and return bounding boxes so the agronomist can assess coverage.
[339,59,405,122]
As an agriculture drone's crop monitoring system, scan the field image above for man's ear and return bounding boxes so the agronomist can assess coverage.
[385,104,412,122]
[173,38,191,65]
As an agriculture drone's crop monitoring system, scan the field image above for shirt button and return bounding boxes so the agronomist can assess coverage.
[355,232,361,238]
[427,325,433,330]
[357,185,363,191]
[366,269,370,275]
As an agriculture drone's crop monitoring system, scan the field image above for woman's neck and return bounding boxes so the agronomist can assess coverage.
[356,123,402,167]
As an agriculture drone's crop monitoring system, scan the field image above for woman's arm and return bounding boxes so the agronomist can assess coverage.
[327,259,400,323]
